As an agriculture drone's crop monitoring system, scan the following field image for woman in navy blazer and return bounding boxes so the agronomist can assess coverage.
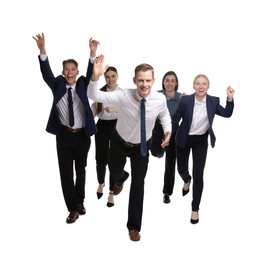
[33,33,98,224]
[172,74,235,224]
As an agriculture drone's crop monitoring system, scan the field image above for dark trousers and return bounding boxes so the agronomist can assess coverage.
[150,119,165,158]
[162,133,176,196]
[56,129,91,212]
[95,119,117,191]
[176,133,208,211]
[150,119,177,196]
[109,130,150,232]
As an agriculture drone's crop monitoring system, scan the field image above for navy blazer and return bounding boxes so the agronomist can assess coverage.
[38,55,97,137]
[172,93,234,148]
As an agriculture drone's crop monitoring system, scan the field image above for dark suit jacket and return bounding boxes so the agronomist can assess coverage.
[38,55,97,137]
[172,93,234,148]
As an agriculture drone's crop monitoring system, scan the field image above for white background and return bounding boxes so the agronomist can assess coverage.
[1,0,268,259]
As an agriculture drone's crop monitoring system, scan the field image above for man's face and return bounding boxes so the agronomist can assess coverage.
[62,63,79,86]
[133,70,155,98]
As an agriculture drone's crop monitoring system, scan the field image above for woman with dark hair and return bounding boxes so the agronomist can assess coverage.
[151,71,184,204]
[91,66,125,207]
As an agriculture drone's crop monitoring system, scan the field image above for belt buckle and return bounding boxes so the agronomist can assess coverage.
[125,142,134,148]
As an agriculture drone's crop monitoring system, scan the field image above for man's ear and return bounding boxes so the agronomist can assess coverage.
[133,77,136,84]
[77,70,79,75]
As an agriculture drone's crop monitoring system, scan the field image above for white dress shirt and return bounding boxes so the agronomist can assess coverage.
[189,97,210,135]
[40,54,95,128]
[88,80,171,143]
[57,84,86,128]
[91,86,121,120]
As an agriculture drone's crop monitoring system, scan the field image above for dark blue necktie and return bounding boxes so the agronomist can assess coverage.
[68,87,74,127]
[140,98,147,156]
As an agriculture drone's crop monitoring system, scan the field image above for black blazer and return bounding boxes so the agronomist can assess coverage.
[38,55,97,137]
[172,93,234,148]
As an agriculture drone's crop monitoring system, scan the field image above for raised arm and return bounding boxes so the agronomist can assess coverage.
[32,33,46,55]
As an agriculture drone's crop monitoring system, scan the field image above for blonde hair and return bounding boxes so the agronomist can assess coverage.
[193,74,210,87]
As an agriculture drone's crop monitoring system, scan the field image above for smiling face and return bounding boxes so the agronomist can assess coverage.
[104,68,118,90]
[133,63,155,98]
[163,74,178,93]
[62,59,79,86]
[193,74,209,101]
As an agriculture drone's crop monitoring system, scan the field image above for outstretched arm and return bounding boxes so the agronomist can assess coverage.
[32,33,46,55]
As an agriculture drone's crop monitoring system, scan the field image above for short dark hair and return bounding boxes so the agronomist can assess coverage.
[62,59,78,69]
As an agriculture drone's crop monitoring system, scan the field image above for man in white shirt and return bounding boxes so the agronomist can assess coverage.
[88,55,171,241]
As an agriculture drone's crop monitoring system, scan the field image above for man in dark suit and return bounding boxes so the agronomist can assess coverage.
[172,74,235,224]
[33,33,99,223]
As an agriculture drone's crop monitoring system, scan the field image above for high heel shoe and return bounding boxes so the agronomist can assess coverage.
[96,183,105,199]
[190,211,199,224]
[107,191,114,207]
[182,179,191,196]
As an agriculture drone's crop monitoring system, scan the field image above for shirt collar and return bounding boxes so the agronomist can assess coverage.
[66,83,76,90]
[135,90,150,101]
[195,96,206,104]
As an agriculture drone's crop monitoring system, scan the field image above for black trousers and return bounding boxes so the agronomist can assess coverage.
[150,119,177,196]
[95,119,117,191]
[56,128,91,212]
[150,119,165,158]
[162,132,177,196]
[109,130,150,232]
[176,133,208,211]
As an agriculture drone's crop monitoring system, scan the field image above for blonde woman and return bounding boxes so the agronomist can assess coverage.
[172,74,235,224]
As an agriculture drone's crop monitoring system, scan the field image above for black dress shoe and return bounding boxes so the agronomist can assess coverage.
[113,171,129,195]
[163,194,170,204]
[66,211,79,224]
[77,203,86,215]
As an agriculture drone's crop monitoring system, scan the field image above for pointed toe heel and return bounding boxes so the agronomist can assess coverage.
[96,183,105,199]
[182,179,191,196]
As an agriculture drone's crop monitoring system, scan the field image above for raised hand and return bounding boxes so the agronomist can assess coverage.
[91,55,109,81]
[227,86,235,101]
[32,33,46,54]
[89,38,100,57]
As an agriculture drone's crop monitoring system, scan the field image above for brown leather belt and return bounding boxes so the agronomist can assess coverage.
[62,125,84,133]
